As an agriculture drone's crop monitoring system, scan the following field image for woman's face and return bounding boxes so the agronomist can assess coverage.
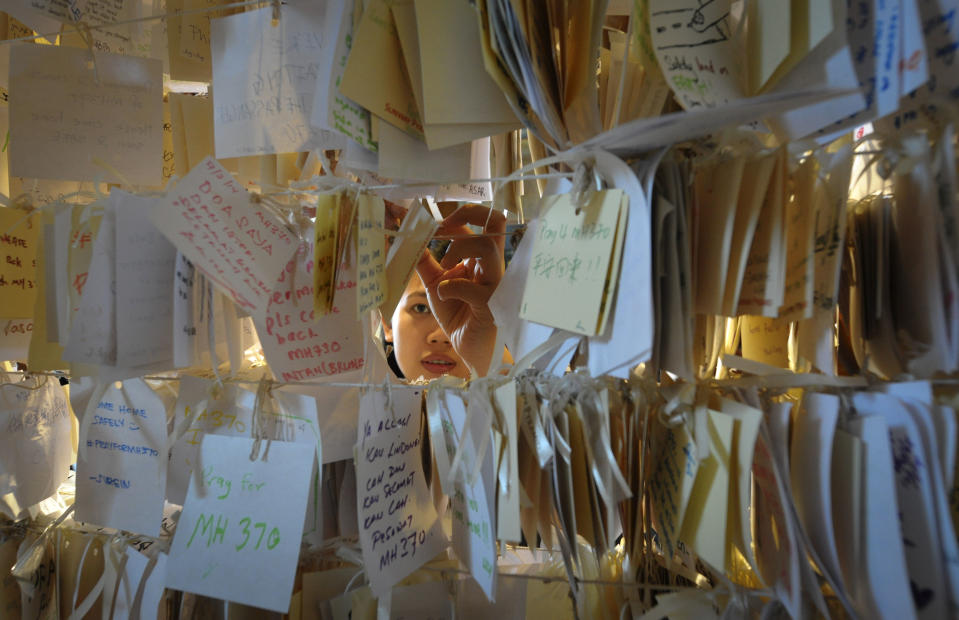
[384,275,469,381]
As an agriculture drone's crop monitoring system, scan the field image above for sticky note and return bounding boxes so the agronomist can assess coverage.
[211,4,332,157]
[356,387,446,596]
[76,379,168,536]
[10,44,163,185]
[0,207,38,318]
[355,193,386,317]
[0,376,71,518]
[255,241,365,383]
[148,157,298,321]
[166,434,315,613]
[521,190,626,336]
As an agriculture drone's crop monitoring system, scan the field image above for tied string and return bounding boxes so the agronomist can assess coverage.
[249,375,275,461]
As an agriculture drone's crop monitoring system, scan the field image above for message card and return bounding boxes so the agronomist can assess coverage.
[75,379,168,536]
[115,191,176,369]
[166,434,315,613]
[9,44,163,185]
[211,3,332,157]
[356,387,446,596]
[521,190,626,336]
[149,157,298,320]
[0,375,71,518]
[355,193,386,317]
[0,207,38,319]
[255,241,365,383]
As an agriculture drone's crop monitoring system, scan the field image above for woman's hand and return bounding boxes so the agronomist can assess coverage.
[415,205,506,377]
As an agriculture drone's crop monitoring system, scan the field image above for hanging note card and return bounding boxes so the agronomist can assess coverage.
[521,190,626,336]
[9,44,163,185]
[339,0,424,139]
[0,376,71,518]
[0,207,38,319]
[76,378,167,536]
[313,0,376,151]
[355,193,386,317]
[313,192,339,316]
[149,156,297,321]
[648,0,744,109]
[356,387,446,596]
[380,199,438,320]
[649,422,698,563]
[211,3,333,158]
[114,191,177,369]
[166,434,314,613]
[255,241,365,382]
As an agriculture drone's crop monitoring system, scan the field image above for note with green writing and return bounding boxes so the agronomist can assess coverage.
[521,190,626,336]
[166,434,315,613]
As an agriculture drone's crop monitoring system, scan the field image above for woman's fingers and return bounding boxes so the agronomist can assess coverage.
[436,278,491,308]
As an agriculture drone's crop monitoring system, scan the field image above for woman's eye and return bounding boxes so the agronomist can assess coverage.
[411,303,431,315]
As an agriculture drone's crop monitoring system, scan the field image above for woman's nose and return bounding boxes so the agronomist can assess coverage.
[427,323,449,344]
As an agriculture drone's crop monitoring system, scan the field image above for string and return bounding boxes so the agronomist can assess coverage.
[0,0,267,46]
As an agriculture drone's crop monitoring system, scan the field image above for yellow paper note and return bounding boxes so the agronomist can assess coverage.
[741,315,790,367]
[520,190,626,336]
[747,0,791,94]
[355,193,386,317]
[313,192,340,316]
[678,408,734,571]
[649,422,699,562]
[166,0,211,81]
[694,156,745,315]
[716,398,763,575]
[340,0,424,139]
[738,149,787,316]
[0,207,39,318]
[27,210,65,371]
[779,158,817,321]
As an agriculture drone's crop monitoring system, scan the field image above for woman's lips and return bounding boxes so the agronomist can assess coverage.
[420,354,457,375]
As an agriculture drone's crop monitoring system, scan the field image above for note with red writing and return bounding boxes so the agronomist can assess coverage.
[256,240,364,383]
[0,207,38,319]
[166,434,314,613]
[76,378,168,536]
[149,157,298,321]
[356,387,446,596]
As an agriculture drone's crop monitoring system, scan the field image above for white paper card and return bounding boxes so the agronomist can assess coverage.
[0,375,72,518]
[356,387,446,596]
[10,44,163,185]
[149,157,298,320]
[166,434,314,613]
[255,242,365,382]
[76,379,168,536]
[115,190,176,368]
[211,4,332,157]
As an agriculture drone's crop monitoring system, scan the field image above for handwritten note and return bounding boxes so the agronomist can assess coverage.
[649,0,744,109]
[313,192,339,315]
[9,44,163,185]
[76,379,167,536]
[256,240,364,382]
[649,422,698,562]
[0,207,38,318]
[521,190,626,336]
[0,376,71,518]
[0,319,33,362]
[355,193,386,317]
[356,387,446,596]
[166,434,314,613]
[115,191,176,369]
[211,4,332,157]
[149,156,297,321]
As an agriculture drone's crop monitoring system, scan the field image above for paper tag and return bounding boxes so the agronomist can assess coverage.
[0,376,71,518]
[10,44,163,185]
[355,193,386,317]
[76,379,167,536]
[0,319,32,362]
[114,191,176,368]
[313,192,340,316]
[149,156,297,320]
[649,422,698,562]
[255,241,365,382]
[356,387,446,596]
[166,434,314,613]
[211,4,332,158]
[0,207,38,319]
[380,200,438,321]
[521,190,626,336]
